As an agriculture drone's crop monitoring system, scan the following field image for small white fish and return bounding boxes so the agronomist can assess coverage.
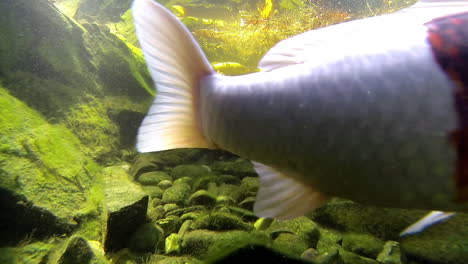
[132,0,468,234]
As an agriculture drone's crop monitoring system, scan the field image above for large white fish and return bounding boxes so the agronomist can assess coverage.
[132,0,468,234]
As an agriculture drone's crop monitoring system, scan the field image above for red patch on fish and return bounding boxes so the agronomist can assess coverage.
[426,12,468,202]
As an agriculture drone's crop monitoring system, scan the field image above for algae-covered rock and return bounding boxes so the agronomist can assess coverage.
[239,197,256,211]
[189,190,217,207]
[143,186,164,199]
[191,212,253,231]
[156,215,182,236]
[210,159,257,177]
[341,232,384,259]
[137,171,172,186]
[158,180,174,190]
[254,217,274,231]
[0,87,100,245]
[272,233,309,257]
[172,164,213,180]
[0,241,54,264]
[0,0,152,163]
[165,233,182,255]
[161,184,191,206]
[206,244,311,264]
[266,217,320,247]
[102,166,148,252]
[128,223,164,253]
[163,203,180,214]
[58,236,108,264]
[181,230,270,259]
[376,241,404,264]
[338,249,379,264]
[311,199,468,263]
[217,184,243,202]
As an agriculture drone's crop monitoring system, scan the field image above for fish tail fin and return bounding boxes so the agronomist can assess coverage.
[133,0,216,153]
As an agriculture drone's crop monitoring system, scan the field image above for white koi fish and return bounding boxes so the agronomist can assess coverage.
[132,0,468,235]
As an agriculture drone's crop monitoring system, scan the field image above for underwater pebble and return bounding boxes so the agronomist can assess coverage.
[272,233,309,257]
[215,195,236,206]
[163,203,179,213]
[152,198,161,207]
[143,186,164,199]
[217,184,243,202]
[165,233,182,254]
[219,174,240,185]
[314,249,342,264]
[178,220,194,237]
[156,215,181,236]
[342,232,384,259]
[188,190,217,207]
[58,236,106,264]
[181,211,204,222]
[148,205,165,221]
[239,196,256,211]
[137,171,171,186]
[161,184,191,206]
[339,248,379,264]
[240,177,259,193]
[376,241,403,264]
[171,164,211,180]
[165,206,207,218]
[191,212,253,231]
[158,180,173,189]
[301,248,320,262]
[173,176,193,186]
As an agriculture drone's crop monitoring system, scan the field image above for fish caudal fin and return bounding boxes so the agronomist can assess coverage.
[252,162,328,220]
[399,211,455,237]
[133,0,216,153]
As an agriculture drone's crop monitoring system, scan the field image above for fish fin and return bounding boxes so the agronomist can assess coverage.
[133,0,216,152]
[399,211,455,237]
[252,162,328,220]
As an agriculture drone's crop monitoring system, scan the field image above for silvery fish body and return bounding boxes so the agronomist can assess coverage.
[132,0,468,227]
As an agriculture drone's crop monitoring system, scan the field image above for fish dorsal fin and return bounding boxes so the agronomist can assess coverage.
[258,0,468,72]
[133,0,216,152]
[252,162,328,220]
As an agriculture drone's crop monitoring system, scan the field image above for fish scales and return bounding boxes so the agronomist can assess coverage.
[199,29,457,209]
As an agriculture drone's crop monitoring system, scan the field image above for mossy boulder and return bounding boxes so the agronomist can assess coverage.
[210,159,257,177]
[171,164,213,180]
[310,199,468,263]
[102,166,148,252]
[143,186,164,199]
[156,215,182,236]
[181,230,270,259]
[58,236,108,264]
[189,190,217,207]
[0,0,152,163]
[377,241,404,264]
[161,184,192,206]
[0,87,101,245]
[191,212,253,231]
[272,233,309,257]
[0,241,54,264]
[266,217,320,247]
[128,223,164,253]
[341,232,384,259]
